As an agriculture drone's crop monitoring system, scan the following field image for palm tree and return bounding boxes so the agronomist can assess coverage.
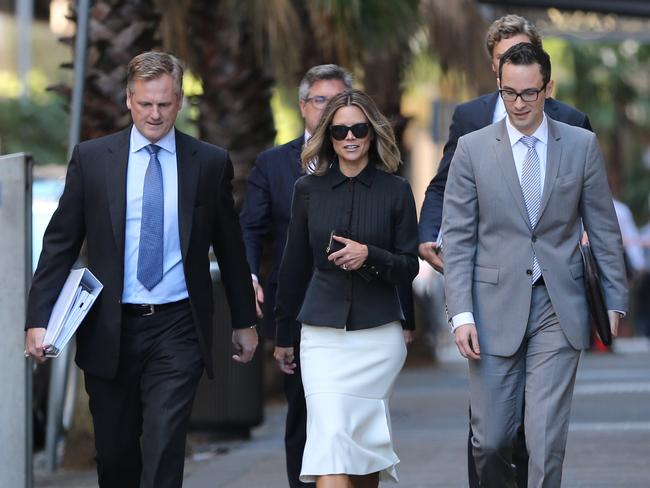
[52,0,162,141]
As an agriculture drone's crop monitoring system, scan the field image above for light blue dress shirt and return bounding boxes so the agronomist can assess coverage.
[122,126,188,304]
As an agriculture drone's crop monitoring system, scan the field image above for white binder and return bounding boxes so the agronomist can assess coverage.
[43,267,103,357]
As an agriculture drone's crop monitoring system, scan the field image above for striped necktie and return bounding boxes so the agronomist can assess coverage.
[520,135,542,283]
[137,144,164,290]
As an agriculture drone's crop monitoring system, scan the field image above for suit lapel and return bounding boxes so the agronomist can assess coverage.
[537,118,562,225]
[289,136,304,178]
[106,128,131,263]
[176,130,200,260]
[493,120,531,228]
[482,92,500,127]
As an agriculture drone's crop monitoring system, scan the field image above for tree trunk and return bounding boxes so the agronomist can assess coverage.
[186,1,276,209]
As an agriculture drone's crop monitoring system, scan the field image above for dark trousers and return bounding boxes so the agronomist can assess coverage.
[84,301,204,488]
[468,406,528,488]
[283,341,315,488]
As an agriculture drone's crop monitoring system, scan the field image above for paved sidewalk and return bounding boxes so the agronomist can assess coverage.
[35,339,650,487]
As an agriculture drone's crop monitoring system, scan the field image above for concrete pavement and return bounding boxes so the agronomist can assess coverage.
[34,338,650,487]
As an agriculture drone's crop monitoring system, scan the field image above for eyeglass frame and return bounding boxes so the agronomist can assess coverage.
[498,83,548,103]
[303,95,330,108]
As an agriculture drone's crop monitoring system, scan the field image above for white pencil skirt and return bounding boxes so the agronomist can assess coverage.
[299,321,407,483]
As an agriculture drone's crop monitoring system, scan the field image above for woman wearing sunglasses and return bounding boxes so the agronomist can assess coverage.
[274,89,419,487]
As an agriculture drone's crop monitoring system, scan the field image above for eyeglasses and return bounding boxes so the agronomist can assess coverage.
[304,95,330,108]
[329,123,370,141]
[499,84,547,103]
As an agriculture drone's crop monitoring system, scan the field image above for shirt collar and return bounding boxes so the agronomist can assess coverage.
[330,160,377,188]
[130,125,176,154]
[505,113,548,148]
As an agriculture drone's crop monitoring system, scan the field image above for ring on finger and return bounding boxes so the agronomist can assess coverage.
[342,264,348,270]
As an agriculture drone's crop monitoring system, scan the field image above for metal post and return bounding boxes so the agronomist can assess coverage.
[0,153,33,488]
[44,0,91,472]
[16,0,34,102]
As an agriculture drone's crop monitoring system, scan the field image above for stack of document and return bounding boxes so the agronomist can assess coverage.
[43,268,103,357]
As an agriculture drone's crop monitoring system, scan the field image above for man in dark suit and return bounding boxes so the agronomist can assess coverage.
[24,51,258,488]
[416,15,592,488]
[239,64,352,488]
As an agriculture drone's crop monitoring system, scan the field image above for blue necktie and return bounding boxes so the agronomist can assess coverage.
[137,144,164,290]
[520,135,542,283]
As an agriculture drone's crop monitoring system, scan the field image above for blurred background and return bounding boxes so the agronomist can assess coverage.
[1,0,649,484]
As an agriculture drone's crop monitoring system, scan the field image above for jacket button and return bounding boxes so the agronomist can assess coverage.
[532,235,537,242]
[526,269,533,276]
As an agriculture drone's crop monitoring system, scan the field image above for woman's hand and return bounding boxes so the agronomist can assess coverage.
[403,330,414,345]
[327,235,368,271]
[274,346,296,374]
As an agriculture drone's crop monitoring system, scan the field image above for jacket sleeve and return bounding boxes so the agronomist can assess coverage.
[274,179,313,347]
[365,178,419,286]
[419,104,464,243]
[211,154,257,329]
[26,144,87,328]
[441,136,478,318]
[239,155,272,276]
[579,134,628,312]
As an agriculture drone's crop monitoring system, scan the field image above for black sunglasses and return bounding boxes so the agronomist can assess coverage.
[329,123,370,141]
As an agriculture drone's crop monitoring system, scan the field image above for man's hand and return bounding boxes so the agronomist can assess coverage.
[453,324,480,360]
[232,327,258,363]
[608,310,622,337]
[252,278,265,318]
[418,242,444,273]
[328,235,368,271]
[273,346,296,375]
[25,327,48,363]
[403,330,414,345]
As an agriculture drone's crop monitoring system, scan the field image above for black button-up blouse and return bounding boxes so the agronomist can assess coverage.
[274,161,419,347]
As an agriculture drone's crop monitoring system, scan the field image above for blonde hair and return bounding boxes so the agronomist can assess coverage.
[301,89,401,175]
[127,51,184,99]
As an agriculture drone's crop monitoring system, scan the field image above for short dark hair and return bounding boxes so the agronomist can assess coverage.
[498,42,551,87]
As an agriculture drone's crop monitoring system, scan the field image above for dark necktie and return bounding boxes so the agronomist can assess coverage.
[137,144,164,290]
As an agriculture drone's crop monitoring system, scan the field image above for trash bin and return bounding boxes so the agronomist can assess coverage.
[190,263,264,436]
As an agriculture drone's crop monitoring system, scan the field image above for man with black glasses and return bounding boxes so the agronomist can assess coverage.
[442,42,626,488]
[417,14,592,488]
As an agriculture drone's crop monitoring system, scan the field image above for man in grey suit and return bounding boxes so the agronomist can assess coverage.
[442,43,628,487]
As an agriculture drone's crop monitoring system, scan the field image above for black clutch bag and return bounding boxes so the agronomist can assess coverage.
[579,242,612,346]
[326,229,373,282]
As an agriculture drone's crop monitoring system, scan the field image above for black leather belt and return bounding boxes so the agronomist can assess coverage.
[123,299,189,317]
[532,276,545,287]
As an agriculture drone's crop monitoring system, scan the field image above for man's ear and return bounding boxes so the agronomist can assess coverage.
[545,80,555,98]
[126,88,132,109]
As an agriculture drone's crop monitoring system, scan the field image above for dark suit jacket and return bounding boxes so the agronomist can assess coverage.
[419,91,593,243]
[26,127,256,379]
[275,162,419,347]
[239,136,304,340]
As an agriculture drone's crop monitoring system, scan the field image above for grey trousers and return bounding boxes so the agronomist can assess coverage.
[469,285,581,488]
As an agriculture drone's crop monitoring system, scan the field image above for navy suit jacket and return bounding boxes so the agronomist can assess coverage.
[419,91,592,243]
[240,136,304,339]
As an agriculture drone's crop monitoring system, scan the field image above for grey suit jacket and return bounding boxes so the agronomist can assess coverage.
[442,117,628,356]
